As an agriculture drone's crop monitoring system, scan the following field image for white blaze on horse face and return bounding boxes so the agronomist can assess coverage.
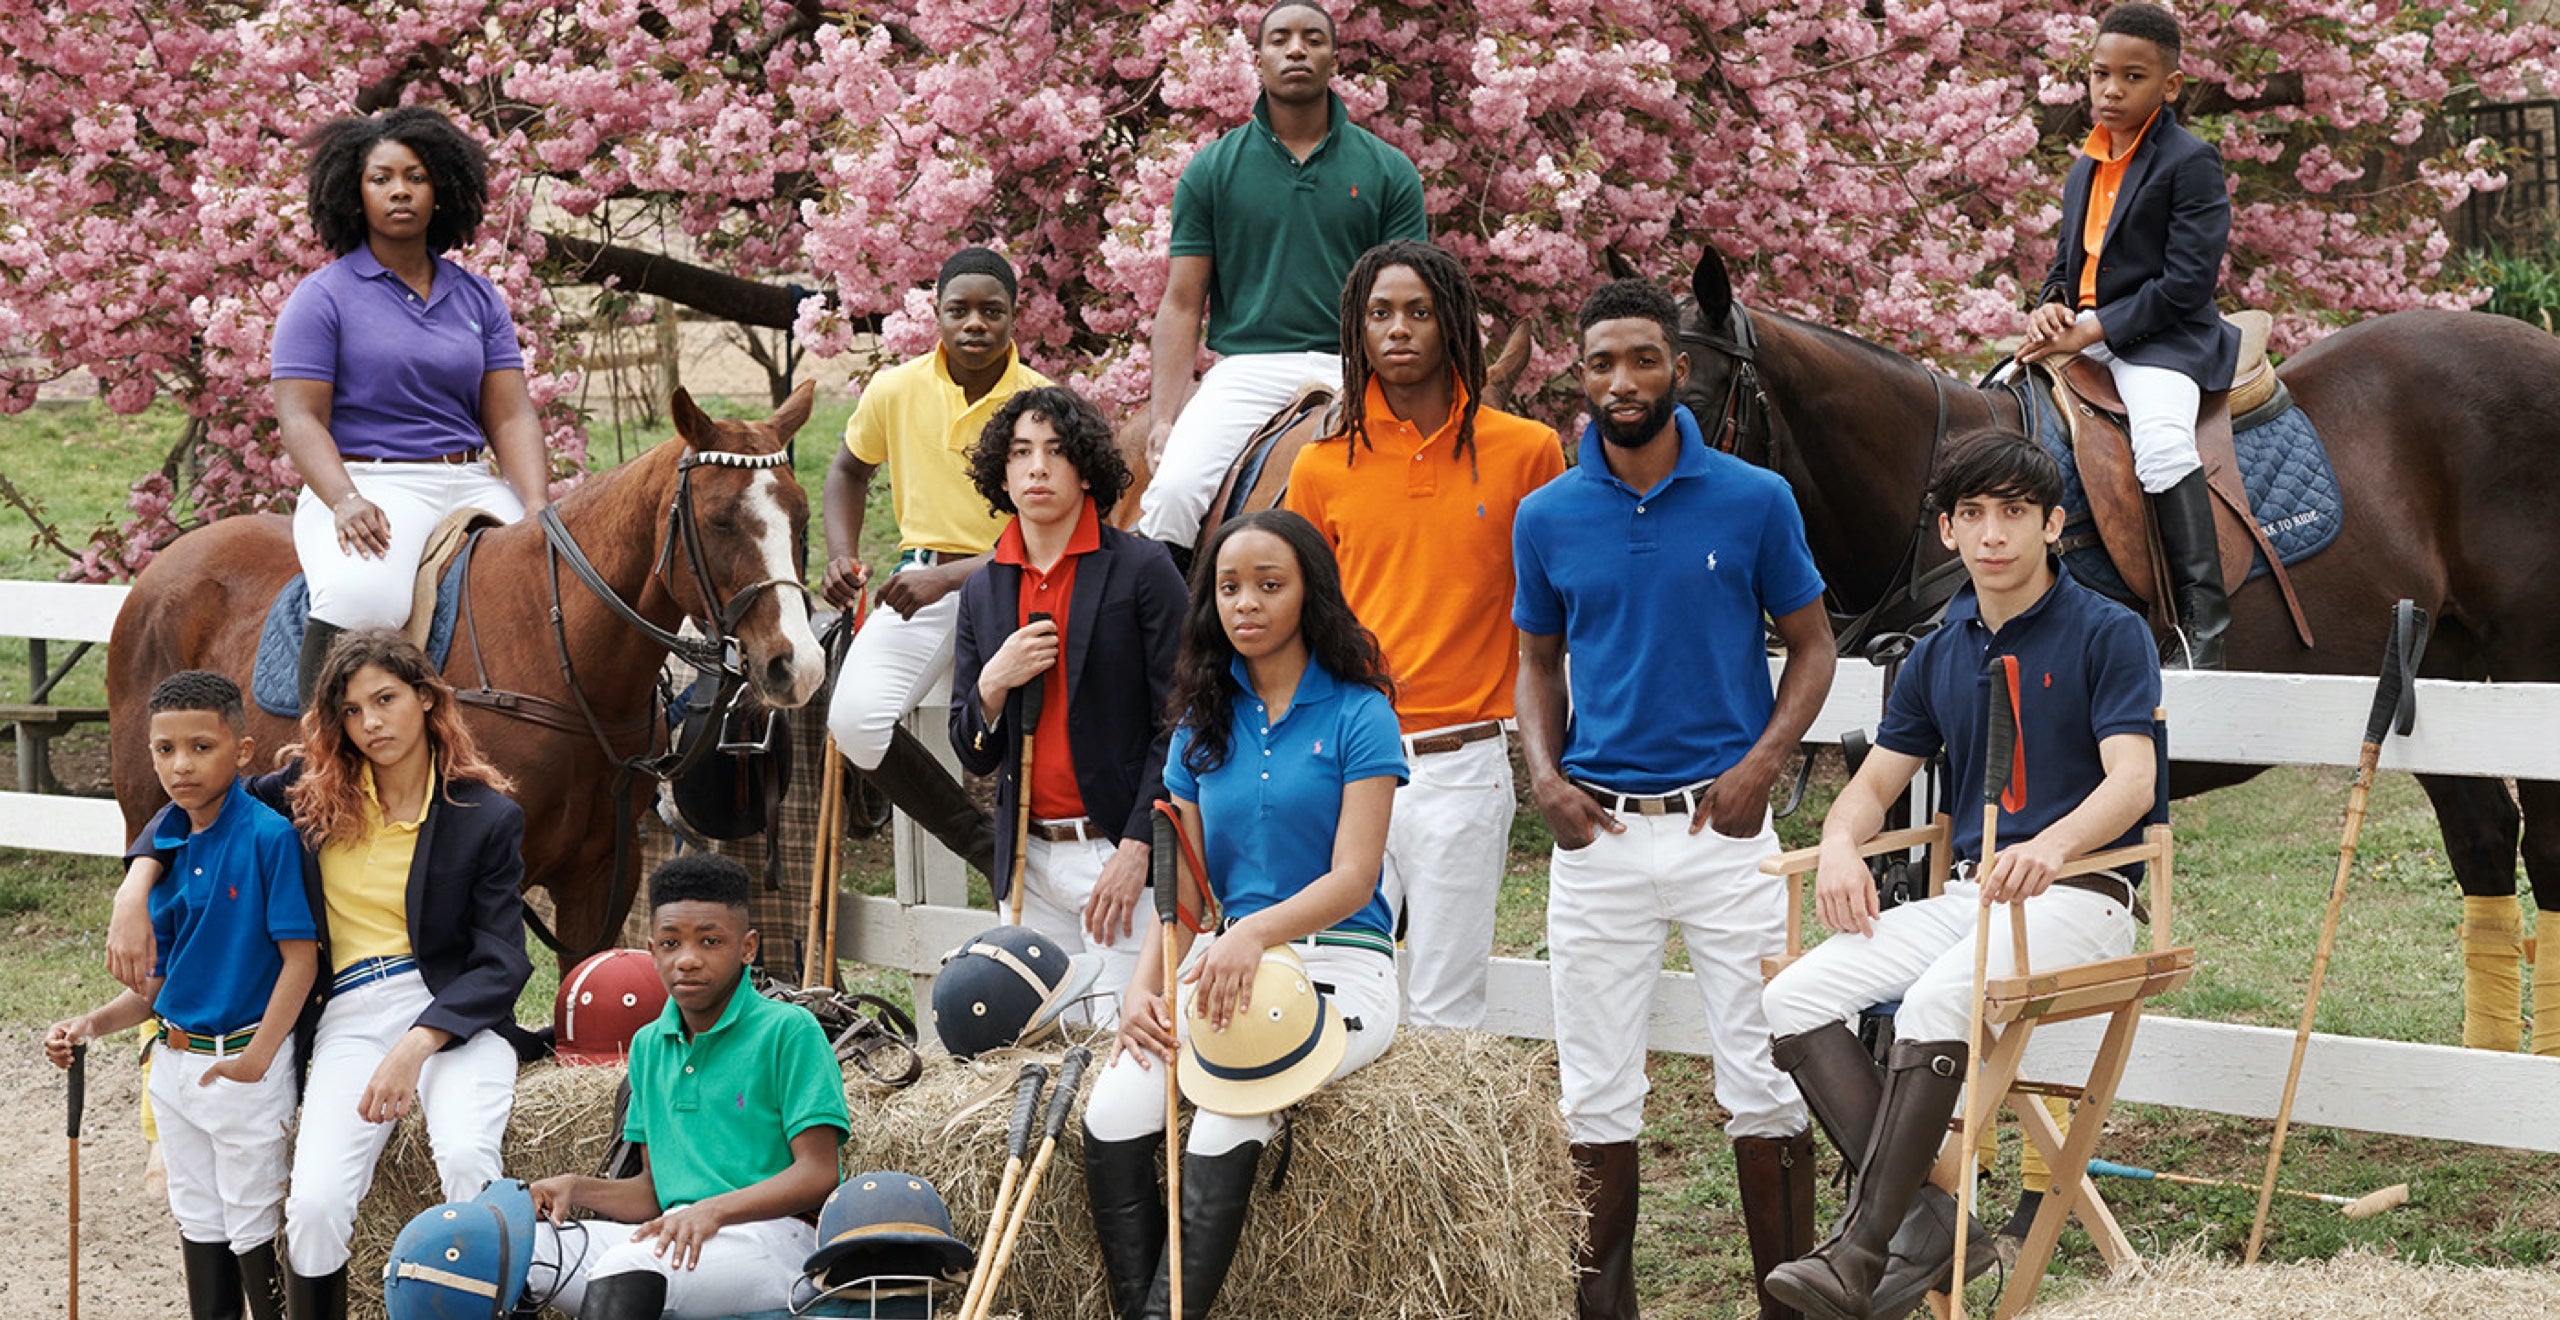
[742,468,827,707]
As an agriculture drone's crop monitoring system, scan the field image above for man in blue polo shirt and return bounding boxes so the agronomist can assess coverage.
[1514,279,1835,1320]
[1134,1,1428,563]
[1760,435,2159,1320]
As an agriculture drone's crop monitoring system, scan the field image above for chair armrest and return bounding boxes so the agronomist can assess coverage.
[1758,822,1947,878]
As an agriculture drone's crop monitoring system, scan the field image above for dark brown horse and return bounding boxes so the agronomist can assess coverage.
[1670,242,2560,925]
[106,385,829,956]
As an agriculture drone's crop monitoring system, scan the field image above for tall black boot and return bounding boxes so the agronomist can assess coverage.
[861,724,995,877]
[1569,1141,1641,1320]
[238,1241,285,1320]
[182,1238,245,1320]
[1085,1130,1169,1319]
[1734,1131,1817,1319]
[295,620,344,713]
[580,1269,670,1318]
[2152,470,2229,669]
[282,1267,345,1320]
[1137,1142,1263,1320]
[1771,1025,1994,1313]
[1765,1039,1971,1320]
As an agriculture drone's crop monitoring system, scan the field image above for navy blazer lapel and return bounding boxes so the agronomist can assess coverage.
[1066,538,1108,704]
[2102,109,2173,243]
[406,780,445,939]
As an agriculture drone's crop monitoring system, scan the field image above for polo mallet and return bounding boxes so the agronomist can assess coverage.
[2086,1159,2409,1219]
[66,1041,85,1320]
[806,605,858,989]
[1005,611,1052,927]
[957,1062,1049,1320]
[965,1045,1092,1320]
[2244,601,2427,1264]
[1953,654,2023,1310]
[1151,806,1186,1319]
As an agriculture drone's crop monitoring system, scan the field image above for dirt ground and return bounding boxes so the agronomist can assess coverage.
[0,1039,186,1318]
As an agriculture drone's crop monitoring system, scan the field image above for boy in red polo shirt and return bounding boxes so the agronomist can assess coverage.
[2019,3,2240,669]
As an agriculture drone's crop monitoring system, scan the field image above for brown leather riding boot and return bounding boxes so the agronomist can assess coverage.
[1765,1039,1970,1320]
[1734,1130,1817,1319]
[861,723,995,877]
[1571,1141,1642,1320]
[2153,471,2229,669]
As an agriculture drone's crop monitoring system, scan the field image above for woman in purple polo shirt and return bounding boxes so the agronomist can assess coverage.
[273,106,550,705]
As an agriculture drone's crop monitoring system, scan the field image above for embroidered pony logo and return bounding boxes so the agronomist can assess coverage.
[1311,739,1325,756]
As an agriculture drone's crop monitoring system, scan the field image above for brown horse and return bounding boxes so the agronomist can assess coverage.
[1670,242,2560,923]
[106,385,829,957]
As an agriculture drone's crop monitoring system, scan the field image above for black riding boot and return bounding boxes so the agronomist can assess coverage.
[2153,470,2229,669]
[1765,1039,1972,1320]
[282,1267,345,1320]
[1136,1142,1262,1320]
[1085,1130,1170,1319]
[182,1238,244,1320]
[580,1269,670,1318]
[860,723,995,877]
[295,620,343,713]
[1569,1141,1641,1320]
[1770,1024,1994,1314]
[1734,1131,1817,1319]
[238,1241,285,1320]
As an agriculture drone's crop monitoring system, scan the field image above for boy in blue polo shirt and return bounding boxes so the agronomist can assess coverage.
[528,855,848,1319]
[1760,434,2160,1320]
[47,670,317,1320]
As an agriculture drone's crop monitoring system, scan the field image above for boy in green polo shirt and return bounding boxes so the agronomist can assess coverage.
[529,856,849,1319]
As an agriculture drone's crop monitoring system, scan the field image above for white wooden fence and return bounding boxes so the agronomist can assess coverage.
[9,580,2558,1152]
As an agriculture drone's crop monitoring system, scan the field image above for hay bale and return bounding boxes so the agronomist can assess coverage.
[2027,1246,2560,1319]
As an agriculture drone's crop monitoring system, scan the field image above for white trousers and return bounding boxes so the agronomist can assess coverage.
[2078,310,2203,493]
[534,1215,814,1318]
[1134,351,1341,547]
[1018,833,1153,1029]
[293,460,526,630]
[824,567,958,771]
[284,970,519,1276]
[1548,810,1806,1144]
[1084,938,1399,1155]
[153,1036,299,1248]
[1384,731,1515,1031]
[1763,880,2137,1044]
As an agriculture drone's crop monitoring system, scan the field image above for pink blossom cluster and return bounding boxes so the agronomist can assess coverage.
[4,0,2552,579]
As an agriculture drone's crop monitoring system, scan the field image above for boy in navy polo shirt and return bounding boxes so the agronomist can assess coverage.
[529,855,848,1319]
[1514,279,1835,1320]
[47,671,317,1320]
[1761,435,2160,1320]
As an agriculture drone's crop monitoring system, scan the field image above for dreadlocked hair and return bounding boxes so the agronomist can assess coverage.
[285,629,514,848]
[1328,240,1486,479]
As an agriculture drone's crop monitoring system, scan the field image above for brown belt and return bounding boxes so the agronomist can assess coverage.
[1405,720,1503,757]
[1028,817,1094,843]
[366,447,485,465]
[1956,862,2149,923]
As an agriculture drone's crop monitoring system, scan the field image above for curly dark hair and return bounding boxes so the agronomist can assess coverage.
[300,106,490,256]
[967,385,1133,517]
[148,668,246,732]
[1168,509,1392,777]
[2098,3,2180,62]
[1326,240,1486,477]
[650,853,753,916]
[1576,278,1682,348]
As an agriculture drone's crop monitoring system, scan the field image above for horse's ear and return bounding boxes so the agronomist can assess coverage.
[1691,247,1733,325]
[1485,321,1534,413]
[1603,247,1643,282]
[768,379,816,444]
[669,388,713,448]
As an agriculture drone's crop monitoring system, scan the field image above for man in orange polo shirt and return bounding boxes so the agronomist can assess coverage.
[1285,239,1564,1030]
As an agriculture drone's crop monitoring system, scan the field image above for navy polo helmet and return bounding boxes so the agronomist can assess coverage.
[803,1169,977,1286]
[929,924,1103,1058]
[383,1179,537,1319]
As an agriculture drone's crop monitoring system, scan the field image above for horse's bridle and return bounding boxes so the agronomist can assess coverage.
[1689,300,1774,465]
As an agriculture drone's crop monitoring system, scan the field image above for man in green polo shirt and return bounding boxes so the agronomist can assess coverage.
[1134,1,1427,565]
[528,856,848,1319]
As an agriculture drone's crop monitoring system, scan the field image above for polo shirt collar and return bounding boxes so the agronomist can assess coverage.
[991,496,1101,567]
[151,777,252,850]
[653,972,757,1041]
[345,244,452,310]
[1945,556,2077,633]
[1225,653,1343,717]
[2080,106,2165,163]
[1360,372,1471,453]
[1250,90,1349,156]
[1574,403,1712,499]
[931,343,1029,396]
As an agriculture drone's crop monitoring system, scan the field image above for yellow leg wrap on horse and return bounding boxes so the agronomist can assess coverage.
[2534,911,2560,1058]
[2017,1095,2072,1196]
[2460,896,2524,1052]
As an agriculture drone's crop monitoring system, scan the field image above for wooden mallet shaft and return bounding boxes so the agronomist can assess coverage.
[1005,612,1051,928]
[957,1062,1048,1320]
[1151,806,1186,1319]
[1952,654,2021,1312]
[67,1041,85,1320]
[966,1046,1092,1320]
[805,737,843,989]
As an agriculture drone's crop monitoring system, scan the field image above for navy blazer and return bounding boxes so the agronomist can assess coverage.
[950,522,1188,888]
[2038,107,2240,391]
[134,763,533,1048]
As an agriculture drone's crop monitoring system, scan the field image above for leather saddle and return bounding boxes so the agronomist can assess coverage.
[2047,310,2314,647]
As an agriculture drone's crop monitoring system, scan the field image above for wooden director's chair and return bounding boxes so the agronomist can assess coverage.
[1758,717,2195,1319]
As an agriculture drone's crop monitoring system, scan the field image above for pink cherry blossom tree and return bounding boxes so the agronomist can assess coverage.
[4,0,2549,578]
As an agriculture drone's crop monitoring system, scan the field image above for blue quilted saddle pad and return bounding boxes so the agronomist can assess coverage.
[251,556,467,719]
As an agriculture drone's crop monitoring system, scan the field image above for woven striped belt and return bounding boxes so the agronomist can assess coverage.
[1217,919,1394,960]
[331,954,418,995]
[161,1021,259,1056]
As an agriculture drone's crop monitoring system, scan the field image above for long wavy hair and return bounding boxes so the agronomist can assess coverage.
[1168,509,1392,776]
[1326,240,1486,476]
[286,629,513,848]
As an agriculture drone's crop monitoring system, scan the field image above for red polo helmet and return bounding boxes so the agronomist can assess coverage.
[554,949,668,1066]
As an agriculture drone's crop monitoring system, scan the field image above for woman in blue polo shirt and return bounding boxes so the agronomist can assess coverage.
[1081,509,1408,1319]
[274,106,551,705]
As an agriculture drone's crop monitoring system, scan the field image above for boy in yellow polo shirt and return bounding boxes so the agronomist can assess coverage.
[821,247,1052,877]
[1284,240,1562,1031]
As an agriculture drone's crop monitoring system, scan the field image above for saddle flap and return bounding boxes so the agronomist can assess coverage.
[2224,309,2278,417]
[409,507,505,652]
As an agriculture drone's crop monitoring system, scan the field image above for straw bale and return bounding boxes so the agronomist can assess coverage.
[351,1027,1573,1319]
[2027,1245,2560,1319]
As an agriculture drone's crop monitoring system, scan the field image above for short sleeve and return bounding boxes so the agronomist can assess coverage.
[776,1006,853,1140]
[1380,153,1428,243]
[1337,687,1408,787]
[1162,725,1199,802]
[846,384,890,465]
[476,276,525,374]
[2086,612,2164,741]
[270,274,339,383]
[1755,484,1826,618]
[260,826,319,943]
[1510,498,1565,635]
[1872,652,1945,761]
[1168,163,1215,259]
